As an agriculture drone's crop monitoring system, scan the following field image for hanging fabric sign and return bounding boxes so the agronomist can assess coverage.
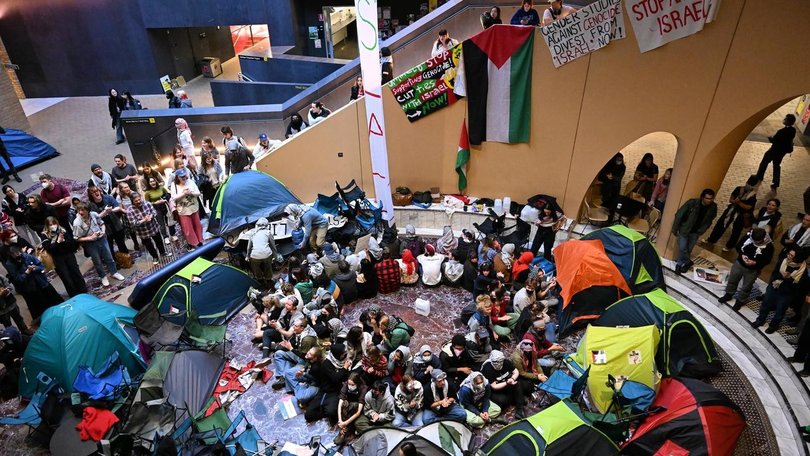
[540,0,626,68]
[390,46,464,122]
[625,0,721,53]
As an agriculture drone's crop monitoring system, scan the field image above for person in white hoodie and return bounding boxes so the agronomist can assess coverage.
[247,217,280,287]
[417,244,445,286]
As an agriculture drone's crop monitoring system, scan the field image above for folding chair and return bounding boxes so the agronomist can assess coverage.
[184,310,227,351]
[538,366,590,406]
[0,372,61,426]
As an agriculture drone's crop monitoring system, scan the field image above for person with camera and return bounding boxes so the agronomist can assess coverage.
[431,29,459,58]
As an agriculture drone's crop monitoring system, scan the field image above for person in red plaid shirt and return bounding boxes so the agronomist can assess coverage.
[126,193,170,264]
[375,248,401,294]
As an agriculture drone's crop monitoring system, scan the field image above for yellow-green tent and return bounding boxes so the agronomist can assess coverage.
[575,325,661,413]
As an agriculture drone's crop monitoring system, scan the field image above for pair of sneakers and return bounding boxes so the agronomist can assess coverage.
[101,272,126,287]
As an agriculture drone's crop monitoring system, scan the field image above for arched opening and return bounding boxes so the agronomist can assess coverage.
[672,96,809,283]
[578,132,679,239]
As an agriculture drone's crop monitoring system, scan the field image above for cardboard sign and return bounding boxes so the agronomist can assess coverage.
[540,0,626,68]
[625,0,721,53]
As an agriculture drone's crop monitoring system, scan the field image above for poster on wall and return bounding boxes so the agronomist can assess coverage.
[390,46,464,122]
[625,0,721,53]
[540,0,626,68]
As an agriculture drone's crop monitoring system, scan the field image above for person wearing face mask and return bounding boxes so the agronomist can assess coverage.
[3,245,63,321]
[705,175,759,252]
[458,371,501,428]
[412,345,442,385]
[38,174,72,230]
[480,350,525,419]
[40,216,87,297]
[541,0,577,26]
[510,0,541,26]
[393,374,424,428]
[306,343,351,425]
[597,153,626,217]
[524,319,564,370]
[511,338,548,392]
[356,380,395,432]
[719,227,774,309]
[440,334,478,386]
[0,229,35,264]
[422,369,467,424]
[385,346,413,392]
[334,372,367,445]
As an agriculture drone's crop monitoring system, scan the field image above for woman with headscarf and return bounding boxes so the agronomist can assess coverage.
[491,287,519,339]
[417,244,445,287]
[442,251,465,287]
[319,243,343,278]
[458,371,501,428]
[367,236,384,262]
[400,224,424,259]
[398,249,419,285]
[493,243,515,283]
[108,88,126,144]
[379,224,401,259]
[285,203,328,252]
[356,255,379,299]
[480,349,525,418]
[436,226,458,256]
[598,152,626,213]
[510,338,547,394]
[175,118,198,170]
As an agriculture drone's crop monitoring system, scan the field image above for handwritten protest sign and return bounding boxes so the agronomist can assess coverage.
[626,0,721,53]
[540,0,626,68]
[390,46,463,122]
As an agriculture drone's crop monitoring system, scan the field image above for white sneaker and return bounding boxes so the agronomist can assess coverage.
[112,273,125,281]
[171,236,179,242]
[101,277,110,287]
[164,237,171,245]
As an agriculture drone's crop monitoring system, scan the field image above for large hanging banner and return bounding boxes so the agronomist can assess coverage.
[354,0,394,223]
[626,0,721,53]
[540,0,626,68]
[390,46,463,122]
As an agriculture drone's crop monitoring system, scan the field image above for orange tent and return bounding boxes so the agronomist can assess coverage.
[555,239,631,335]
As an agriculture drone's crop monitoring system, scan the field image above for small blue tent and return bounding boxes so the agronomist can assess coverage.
[207,170,301,236]
[153,257,259,325]
[19,295,146,398]
[0,128,59,169]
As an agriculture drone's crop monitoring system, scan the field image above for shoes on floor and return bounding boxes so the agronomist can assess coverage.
[700,238,711,244]
[0,177,8,185]
[101,277,110,287]
[751,320,764,328]
[13,175,21,183]
[112,272,125,281]
[786,327,801,336]
[153,259,160,265]
[765,326,778,334]
[171,235,179,242]
[271,377,286,390]
[787,356,803,363]
[255,357,272,368]
[732,302,743,311]
[163,251,173,257]
[721,247,730,252]
[799,370,810,378]
[718,294,733,304]
[115,139,126,145]
[787,336,800,345]
[186,246,196,252]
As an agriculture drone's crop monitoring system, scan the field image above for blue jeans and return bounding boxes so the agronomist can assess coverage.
[84,237,117,278]
[423,404,467,424]
[284,365,320,404]
[274,351,303,390]
[114,117,125,142]
[754,285,794,328]
[545,323,557,343]
[392,410,423,428]
[538,357,557,368]
[677,233,699,268]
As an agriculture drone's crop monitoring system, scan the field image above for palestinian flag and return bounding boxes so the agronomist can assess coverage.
[455,120,470,191]
[462,25,534,145]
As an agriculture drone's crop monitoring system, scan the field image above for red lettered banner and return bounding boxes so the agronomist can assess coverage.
[625,0,721,53]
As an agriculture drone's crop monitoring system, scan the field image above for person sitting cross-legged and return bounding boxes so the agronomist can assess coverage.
[458,371,501,428]
[422,369,467,424]
[355,380,395,433]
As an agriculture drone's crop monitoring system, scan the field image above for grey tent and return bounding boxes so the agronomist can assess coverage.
[135,350,224,417]
[353,421,471,456]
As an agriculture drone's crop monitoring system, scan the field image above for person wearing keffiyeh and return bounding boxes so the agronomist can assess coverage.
[752,246,807,333]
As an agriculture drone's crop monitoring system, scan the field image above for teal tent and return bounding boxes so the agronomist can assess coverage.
[19,295,146,397]
[207,170,301,236]
[153,257,259,325]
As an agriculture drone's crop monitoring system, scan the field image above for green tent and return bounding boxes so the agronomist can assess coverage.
[593,288,721,378]
[19,294,146,397]
[575,325,661,413]
[582,225,665,294]
[481,400,619,455]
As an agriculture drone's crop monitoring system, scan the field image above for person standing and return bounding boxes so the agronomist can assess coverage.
[122,91,143,110]
[4,245,63,320]
[175,118,198,170]
[541,0,577,26]
[72,203,126,287]
[780,213,810,259]
[705,175,759,251]
[481,6,503,29]
[511,0,541,26]
[111,154,140,193]
[381,47,394,84]
[756,114,797,190]
[247,218,280,287]
[629,153,659,203]
[199,152,224,209]
[38,174,72,230]
[126,193,169,265]
[108,89,127,145]
[2,185,39,246]
[649,168,673,211]
[89,164,115,195]
[224,139,255,176]
[752,246,806,333]
[169,168,204,251]
[143,176,177,243]
[0,274,28,333]
[0,126,22,183]
[719,227,774,309]
[672,189,717,274]
[23,194,54,236]
[40,216,87,297]
[431,29,459,58]
[86,185,130,255]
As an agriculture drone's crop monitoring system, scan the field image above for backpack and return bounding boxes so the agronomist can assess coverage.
[389,314,415,336]
[412,191,432,205]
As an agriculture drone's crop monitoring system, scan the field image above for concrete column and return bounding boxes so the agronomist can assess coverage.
[0,67,28,130]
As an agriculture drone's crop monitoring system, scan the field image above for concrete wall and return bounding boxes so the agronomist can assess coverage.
[257,0,810,258]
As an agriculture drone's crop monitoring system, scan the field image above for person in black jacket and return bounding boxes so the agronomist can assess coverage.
[224,138,255,176]
[381,47,394,84]
[440,334,478,386]
[122,91,143,110]
[756,114,797,189]
[0,126,22,184]
[480,6,503,29]
[752,246,806,333]
[333,260,358,305]
[719,227,775,308]
[306,343,351,425]
[108,89,127,144]
[40,216,87,297]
